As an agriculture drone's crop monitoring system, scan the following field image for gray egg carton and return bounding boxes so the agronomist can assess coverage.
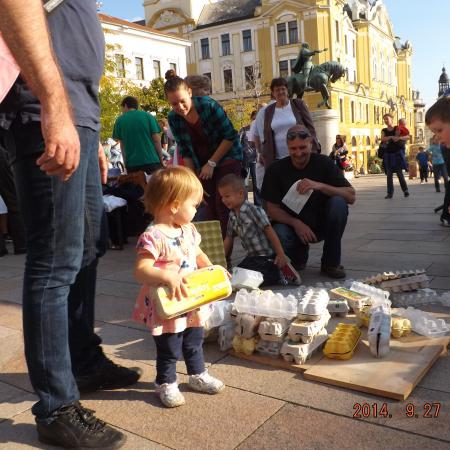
[281,329,329,365]
[258,318,290,342]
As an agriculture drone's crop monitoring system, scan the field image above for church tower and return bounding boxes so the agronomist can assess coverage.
[143,0,210,34]
[438,66,449,97]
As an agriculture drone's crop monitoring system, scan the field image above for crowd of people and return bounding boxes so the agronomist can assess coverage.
[0,1,450,449]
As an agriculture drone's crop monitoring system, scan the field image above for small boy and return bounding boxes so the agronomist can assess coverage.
[218,174,301,286]
[425,96,450,225]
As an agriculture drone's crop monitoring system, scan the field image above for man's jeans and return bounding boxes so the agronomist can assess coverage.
[273,196,348,267]
[10,121,106,420]
[432,163,449,192]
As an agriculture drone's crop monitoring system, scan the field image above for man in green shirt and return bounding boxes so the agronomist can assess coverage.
[113,96,165,174]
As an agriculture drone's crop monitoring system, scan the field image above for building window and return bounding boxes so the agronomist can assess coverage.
[170,62,177,74]
[224,69,233,92]
[353,70,356,82]
[380,51,385,82]
[279,60,289,78]
[418,112,423,122]
[277,23,287,46]
[203,72,211,81]
[153,60,161,79]
[244,66,254,89]
[351,136,357,147]
[339,98,344,122]
[351,101,355,123]
[372,46,377,80]
[242,29,252,52]
[366,104,369,124]
[201,38,210,59]
[135,57,144,80]
[221,33,231,56]
[290,59,297,73]
[352,40,356,57]
[115,54,125,78]
[288,21,298,44]
[335,20,340,43]
[344,35,348,54]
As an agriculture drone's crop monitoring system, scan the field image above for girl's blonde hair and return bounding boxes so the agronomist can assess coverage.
[144,166,203,214]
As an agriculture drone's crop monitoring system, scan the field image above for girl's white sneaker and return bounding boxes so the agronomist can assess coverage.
[188,370,225,394]
[154,382,186,408]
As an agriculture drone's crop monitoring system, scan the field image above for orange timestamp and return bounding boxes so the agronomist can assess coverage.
[353,402,442,419]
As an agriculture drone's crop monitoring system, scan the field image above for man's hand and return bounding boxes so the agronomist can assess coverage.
[292,220,317,244]
[199,163,214,180]
[98,142,108,184]
[37,105,80,181]
[274,253,288,268]
[296,178,322,194]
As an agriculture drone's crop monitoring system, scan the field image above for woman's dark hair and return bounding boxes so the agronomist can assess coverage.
[270,77,288,91]
[184,75,211,96]
[121,96,139,110]
[164,70,189,96]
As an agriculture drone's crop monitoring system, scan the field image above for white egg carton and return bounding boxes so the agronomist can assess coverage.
[231,267,264,290]
[327,299,350,317]
[258,318,290,342]
[297,289,329,320]
[364,269,426,285]
[255,339,282,358]
[204,300,233,330]
[234,313,263,339]
[393,307,449,337]
[393,289,439,307]
[368,305,391,358]
[281,329,329,365]
[439,291,450,307]
[379,274,430,293]
[233,289,298,319]
[350,281,390,306]
[329,287,371,312]
[287,310,331,344]
[218,322,235,351]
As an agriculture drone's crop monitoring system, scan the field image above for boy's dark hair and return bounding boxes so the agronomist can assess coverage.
[218,173,245,191]
[121,96,139,110]
[270,77,288,91]
[425,96,450,125]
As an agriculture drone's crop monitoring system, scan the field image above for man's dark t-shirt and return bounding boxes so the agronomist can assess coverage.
[0,0,104,131]
[261,153,351,218]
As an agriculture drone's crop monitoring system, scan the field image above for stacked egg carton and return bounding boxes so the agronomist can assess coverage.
[281,289,330,364]
[323,323,362,360]
[329,286,372,313]
[363,269,429,293]
[256,318,290,358]
[394,307,449,338]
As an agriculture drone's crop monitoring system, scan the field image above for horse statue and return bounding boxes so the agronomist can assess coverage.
[287,61,346,109]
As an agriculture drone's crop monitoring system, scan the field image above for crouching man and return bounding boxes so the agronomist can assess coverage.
[261,125,356,278]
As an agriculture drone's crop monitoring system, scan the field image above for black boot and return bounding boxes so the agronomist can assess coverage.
[37,401,126,449]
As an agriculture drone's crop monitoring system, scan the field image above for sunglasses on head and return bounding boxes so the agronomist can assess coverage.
[287,131,311,140]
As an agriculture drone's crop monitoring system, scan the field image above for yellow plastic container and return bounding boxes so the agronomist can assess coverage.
[355,305,371,328]
[154,265,232,319]
[329,287,370,311]
[232,335,258,355]
[391,317,412,338]
[323,323,361,360]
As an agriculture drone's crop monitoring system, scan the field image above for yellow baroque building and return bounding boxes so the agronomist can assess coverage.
[144,0,415,172]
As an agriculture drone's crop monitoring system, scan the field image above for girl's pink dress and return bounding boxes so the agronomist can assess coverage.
[132,223,212,336]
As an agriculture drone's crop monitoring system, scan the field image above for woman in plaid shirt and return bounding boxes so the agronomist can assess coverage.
[165,73,243,237]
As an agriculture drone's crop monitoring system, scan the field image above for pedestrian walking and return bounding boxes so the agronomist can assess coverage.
[415,146,429,183]
[426,135,448,192]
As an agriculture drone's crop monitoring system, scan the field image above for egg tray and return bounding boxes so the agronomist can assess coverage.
[329,287,371,312]
[218,322,235,351]
[255,339,283,358]
[288,311,331,344]
[297,289,329,317]
[232,335,259,356]
[234,313,263,339]
[363,269,426,285]
[258,318,290,342]
[368,306,391,358]
[379,274,430,293]
[281,329,329,365]
[327,299,350,317]
[323,323,362,360]
[355,305,371,328]
[391,317,412,339]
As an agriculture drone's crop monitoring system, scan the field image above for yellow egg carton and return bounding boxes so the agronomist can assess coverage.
[323,323,361,360]
[355,305,371,328]
[232,335,258,355]
[391,317,412,338]
[154,265,232,319]
[329,287,370,312]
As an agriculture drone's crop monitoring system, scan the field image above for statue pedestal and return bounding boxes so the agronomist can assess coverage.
[310,109,339,155]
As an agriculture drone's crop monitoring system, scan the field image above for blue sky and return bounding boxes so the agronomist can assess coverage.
[99,0,449,109]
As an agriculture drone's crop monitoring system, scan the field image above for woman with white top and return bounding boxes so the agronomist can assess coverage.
[260,77,319,167]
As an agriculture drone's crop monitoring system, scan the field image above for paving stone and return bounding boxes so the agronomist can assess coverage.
[418,353,450,393]
[96,279,140,300]
[0,277,23,294]
[237,403,449,450]
[430,277,450,290]
[0,287,22,305]
[357,240,450,255]
[0,301,22,331]
[100,269,138,284]
[95,294,146,330]
[0,381,35,422]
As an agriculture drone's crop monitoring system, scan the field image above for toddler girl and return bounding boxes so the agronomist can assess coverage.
[133,166,224,407]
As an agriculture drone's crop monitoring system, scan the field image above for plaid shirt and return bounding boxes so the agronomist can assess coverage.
[168,96,243,169]
[226,201,274,257]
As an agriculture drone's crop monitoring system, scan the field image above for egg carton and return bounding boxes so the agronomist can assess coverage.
[364,269,426,285]
[327,299,350,317]
[355,305,371,327]
[233,289,298,319]
[204,300,233,330]
[232,335,258,355]
[255,339,282,358]
[258,318,290,342]
[439,291,450,307]
[314,281,342,290]
[297,289,329,319]
[288,310,331,343]
[392,289,439,307]
[234,313,263,339]
[350,282,391,307]
[391,317,412,339]
[281,329,329,365]
[368,305,391,358]
[323,323,361,360]
[393,307,449,337]
[329,287,371,312]
[218,322,235,351]
[379,274,430,293]
[231,267,264,290]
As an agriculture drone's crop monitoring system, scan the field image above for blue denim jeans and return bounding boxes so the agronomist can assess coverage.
[10,121,107,420]
[153,327,205,385]
[273,196,349,267]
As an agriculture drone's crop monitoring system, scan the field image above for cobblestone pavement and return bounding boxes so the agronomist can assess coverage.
[0,174,449,449]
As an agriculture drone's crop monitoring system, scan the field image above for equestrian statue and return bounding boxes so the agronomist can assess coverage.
[287,43,346,109]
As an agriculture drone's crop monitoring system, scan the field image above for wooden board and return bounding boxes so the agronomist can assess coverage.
[303,335,449,400]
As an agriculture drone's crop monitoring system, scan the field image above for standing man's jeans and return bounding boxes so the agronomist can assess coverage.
[386,167,408,195]
[273,196,349,267]
[10,121,106,421]
[432,163,449,192]
[248,161,262,206]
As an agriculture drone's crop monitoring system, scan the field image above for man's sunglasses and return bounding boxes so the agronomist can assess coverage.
[287,131,311,140]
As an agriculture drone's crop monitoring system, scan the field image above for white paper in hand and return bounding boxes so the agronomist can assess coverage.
[282,180,312,214]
